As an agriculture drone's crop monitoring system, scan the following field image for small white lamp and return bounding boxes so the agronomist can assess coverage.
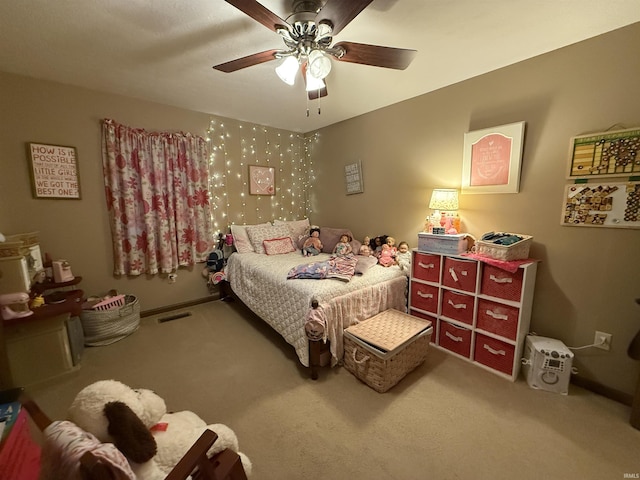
[428,189,459,233]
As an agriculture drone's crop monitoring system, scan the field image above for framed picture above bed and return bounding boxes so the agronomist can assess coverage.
[461,121,525,194]
[249,165,275,195]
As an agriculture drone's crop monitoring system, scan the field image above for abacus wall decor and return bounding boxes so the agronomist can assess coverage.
[566,127,640,179]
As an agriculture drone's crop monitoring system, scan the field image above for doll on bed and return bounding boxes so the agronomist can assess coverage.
[371,235,388,258]
[333,233,353,256]
[378,243,396,267]
[396,241,411,273]
[302,227,323,256]
[385,236,398,257]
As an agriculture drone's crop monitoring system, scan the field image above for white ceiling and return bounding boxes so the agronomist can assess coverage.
[1,1,639,133]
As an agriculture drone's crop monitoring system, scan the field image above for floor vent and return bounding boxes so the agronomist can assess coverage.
[157,312,192,323]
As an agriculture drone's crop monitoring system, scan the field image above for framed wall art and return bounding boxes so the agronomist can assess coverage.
[461,121,526,194]
[566,127,640,179]
[27,142,81,199]
[249,165,275,195]
[344,160,364,195]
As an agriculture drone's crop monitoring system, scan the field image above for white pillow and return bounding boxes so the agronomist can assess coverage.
[273,218,310,244]
[230,222,271,254]
[246,224,293,254]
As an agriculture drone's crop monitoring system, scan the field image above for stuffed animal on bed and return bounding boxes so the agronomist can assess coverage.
[67,380,252,479]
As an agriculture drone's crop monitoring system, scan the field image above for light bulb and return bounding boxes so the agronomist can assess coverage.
[275,56,299,86]
[307,50,331,80]
[305,70,325,91]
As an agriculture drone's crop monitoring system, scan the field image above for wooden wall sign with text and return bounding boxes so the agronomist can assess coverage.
[27,142,81,199]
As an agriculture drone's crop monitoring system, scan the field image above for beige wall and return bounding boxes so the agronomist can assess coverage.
[0,79,306,313]
[1,23,639,395]
[311,23,640,395]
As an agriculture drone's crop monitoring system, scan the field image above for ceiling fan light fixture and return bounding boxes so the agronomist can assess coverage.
[305,69,325,91]
[275,55,299,85]
[307,49,332,80]
[315,21,333,42]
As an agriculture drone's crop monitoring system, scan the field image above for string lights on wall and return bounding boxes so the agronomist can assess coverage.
[206,117,318,238]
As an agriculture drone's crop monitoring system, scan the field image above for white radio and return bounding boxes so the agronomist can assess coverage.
[521,335,574,395]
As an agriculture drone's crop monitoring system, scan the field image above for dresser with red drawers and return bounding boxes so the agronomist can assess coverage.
[409,250,538,381]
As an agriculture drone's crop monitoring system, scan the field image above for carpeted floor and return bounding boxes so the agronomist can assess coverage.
[26,299,640,479]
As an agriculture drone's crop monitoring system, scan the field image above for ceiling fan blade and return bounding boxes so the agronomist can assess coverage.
[334,41,417,70]
[213,49,280,72]
[315,0,373,36]
[224,0,289,32]
[308,83,328,100]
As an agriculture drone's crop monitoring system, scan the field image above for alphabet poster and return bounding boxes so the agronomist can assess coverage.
[27,142,81,199]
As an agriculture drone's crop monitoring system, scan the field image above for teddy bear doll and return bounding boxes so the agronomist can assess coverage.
[67,379,252,479]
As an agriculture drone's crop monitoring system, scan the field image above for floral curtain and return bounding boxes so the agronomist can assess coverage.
[101,119,213,275]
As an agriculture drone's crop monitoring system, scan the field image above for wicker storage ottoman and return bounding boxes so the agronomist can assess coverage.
[343,309,432,392]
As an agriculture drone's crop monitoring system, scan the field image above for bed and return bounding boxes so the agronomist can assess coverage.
[223,250,408,375]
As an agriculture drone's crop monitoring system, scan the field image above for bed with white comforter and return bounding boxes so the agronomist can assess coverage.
[225,251,408,367]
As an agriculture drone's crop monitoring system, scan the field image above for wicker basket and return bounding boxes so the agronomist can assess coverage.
[343,310,432,393]
[80,295,140,346]
[475,233,533,261]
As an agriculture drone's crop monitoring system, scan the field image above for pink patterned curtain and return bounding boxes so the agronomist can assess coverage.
[101,119,213,275]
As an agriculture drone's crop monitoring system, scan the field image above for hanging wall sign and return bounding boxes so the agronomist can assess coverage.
[27,142,81,199]
[345,160,364,195]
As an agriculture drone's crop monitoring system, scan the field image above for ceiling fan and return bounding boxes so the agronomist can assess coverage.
[213,0,417,100]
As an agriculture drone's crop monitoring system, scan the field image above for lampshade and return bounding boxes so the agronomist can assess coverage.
[307,50,332,80]
[429,189,459,211]
[275,56,299,86]
[305,70,325,91]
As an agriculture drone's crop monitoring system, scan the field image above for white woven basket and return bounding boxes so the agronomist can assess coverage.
[475,234,532,261]
[80,295,140,346]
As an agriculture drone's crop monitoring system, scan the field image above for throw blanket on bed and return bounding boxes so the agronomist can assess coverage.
[287,254,359,282]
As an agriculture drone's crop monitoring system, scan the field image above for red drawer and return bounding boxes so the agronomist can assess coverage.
[410,309,437,341]
[441,289,474,325]
[438,321,472,358]
[412,252,441,283]
[410,282,439,314]
[476,299,520,340]
[481,265,523,301]
[442,257,477,293]
[474,333,515,376]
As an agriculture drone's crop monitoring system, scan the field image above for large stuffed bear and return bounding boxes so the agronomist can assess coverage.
[67,380,252,479]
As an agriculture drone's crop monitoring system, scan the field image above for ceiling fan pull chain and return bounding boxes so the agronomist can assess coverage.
[317,89,321,115]
[306,92,310,117]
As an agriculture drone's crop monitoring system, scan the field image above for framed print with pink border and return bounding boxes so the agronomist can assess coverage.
[461,121,525,194]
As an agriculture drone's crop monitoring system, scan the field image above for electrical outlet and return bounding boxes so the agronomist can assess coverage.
[594,331,612,350]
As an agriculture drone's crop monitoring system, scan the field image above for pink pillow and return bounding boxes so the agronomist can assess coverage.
[263,237,296,255]
[246,224,293,254]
